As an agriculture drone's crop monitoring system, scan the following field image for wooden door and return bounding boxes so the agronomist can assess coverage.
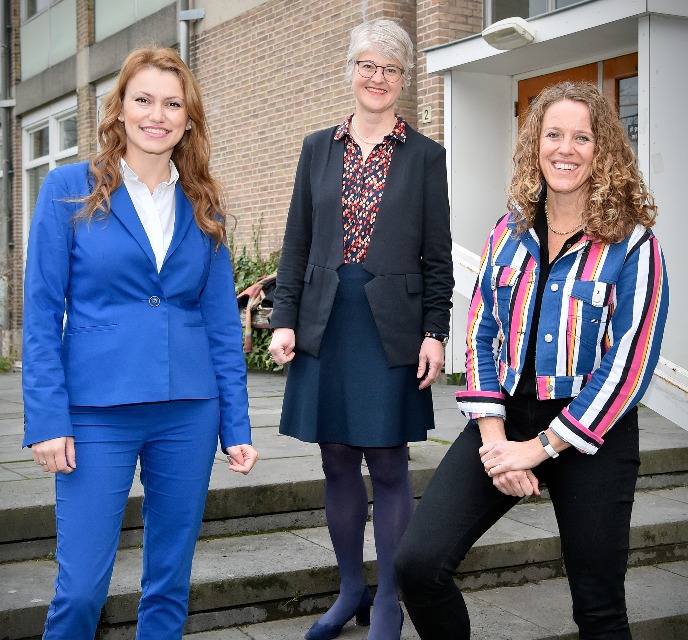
[517,53,638,151]
[517,64,597,127]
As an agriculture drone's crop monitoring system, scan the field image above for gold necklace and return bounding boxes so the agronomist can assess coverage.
[545,199,584,236]
[350,116,387,145]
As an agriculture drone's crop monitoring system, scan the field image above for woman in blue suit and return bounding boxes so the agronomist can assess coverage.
[22,47,258,639]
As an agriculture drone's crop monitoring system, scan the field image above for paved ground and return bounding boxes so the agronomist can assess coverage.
[0,370,464,486]
[3,368,686,489]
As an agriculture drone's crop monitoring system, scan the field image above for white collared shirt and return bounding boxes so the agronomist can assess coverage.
[120,159,179,272]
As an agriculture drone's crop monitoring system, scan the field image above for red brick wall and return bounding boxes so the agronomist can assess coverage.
[192,1,347,258]
[190,0,422,258]
[9,0,22,334]
[190,0,482,258]
[76,0,97,161]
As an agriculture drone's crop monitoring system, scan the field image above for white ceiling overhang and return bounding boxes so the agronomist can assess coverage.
[425,0,688,76]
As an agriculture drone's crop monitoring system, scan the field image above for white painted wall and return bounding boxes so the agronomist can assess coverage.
[447,71,512,374]
[641,14,688,370]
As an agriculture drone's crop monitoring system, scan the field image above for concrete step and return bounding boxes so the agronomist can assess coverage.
[181,561,688,640]
[1,486,686,640]
[2,371,687,639]
[2,407,687,564]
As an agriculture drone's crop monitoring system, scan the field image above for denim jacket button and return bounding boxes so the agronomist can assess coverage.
[544,333,553,343]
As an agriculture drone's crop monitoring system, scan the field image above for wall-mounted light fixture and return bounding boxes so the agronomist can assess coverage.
[482,16,536,50]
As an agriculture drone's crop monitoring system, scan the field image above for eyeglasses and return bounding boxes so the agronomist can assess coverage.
[355,60,404,83]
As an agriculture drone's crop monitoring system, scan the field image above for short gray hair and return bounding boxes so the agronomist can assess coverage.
[345,19,414,87]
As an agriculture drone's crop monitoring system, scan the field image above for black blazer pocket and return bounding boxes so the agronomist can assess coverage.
[406,273,424,294]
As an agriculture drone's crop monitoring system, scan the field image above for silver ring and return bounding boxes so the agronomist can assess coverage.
[38,460,48,466]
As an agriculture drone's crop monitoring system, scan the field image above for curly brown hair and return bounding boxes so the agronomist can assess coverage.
[508,81,656,243]
[77,47,228,247]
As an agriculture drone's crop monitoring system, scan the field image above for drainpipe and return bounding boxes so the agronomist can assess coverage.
[178,1,205,66]
[0,0,15,335]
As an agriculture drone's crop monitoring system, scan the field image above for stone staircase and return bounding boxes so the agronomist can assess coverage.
[0,372,687,639]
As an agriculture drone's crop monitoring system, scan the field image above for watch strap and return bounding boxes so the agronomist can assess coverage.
[538,430,559,458]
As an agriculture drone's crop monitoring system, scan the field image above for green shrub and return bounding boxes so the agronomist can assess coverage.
[231,243,279,294]
[243,328,278,372]
[229,232,282,373]
[446,372,466,386]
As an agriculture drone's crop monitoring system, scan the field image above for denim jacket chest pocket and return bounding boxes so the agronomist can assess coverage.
[491,265,534,340]
[564,279,615,348]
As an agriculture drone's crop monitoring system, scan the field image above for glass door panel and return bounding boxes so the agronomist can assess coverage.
[603,53,638,155]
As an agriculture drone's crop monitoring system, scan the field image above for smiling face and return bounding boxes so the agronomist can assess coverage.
[352,50,404,118]
[539,99,595,200]
[119,67,189,166]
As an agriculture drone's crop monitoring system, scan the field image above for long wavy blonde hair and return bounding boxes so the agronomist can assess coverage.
[508,81,656,244]
[79,47,227,247]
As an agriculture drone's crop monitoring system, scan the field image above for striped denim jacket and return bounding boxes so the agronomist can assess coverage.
[456,213,669,454]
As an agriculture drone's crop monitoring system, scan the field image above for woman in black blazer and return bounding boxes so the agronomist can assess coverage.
[269,19,453,640]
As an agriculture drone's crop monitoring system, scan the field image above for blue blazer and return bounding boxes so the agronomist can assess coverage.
[22,162,251,450]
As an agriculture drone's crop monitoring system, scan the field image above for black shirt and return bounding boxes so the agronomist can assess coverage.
[515,202,584,396]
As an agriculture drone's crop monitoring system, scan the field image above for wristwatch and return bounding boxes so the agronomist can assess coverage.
[424,331,449,346]
[538,430,559,458]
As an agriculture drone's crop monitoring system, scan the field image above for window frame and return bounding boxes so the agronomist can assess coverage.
[22,95,78,258]
[22,0,56,23]
[485,0,588,27]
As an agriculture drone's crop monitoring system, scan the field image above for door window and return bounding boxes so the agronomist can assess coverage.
[488,0,586,25]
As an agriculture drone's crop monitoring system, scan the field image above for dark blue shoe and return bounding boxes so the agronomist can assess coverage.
[304,588,373,640]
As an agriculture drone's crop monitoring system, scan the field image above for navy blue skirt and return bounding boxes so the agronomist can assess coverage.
[279,263,434,447]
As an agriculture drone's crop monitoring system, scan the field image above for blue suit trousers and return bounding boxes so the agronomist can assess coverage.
[43,399,219,640]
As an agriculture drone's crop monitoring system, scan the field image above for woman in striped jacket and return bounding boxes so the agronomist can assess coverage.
[395,81,669,640]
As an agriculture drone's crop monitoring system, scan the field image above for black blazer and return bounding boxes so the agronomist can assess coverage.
[270,123,454,367]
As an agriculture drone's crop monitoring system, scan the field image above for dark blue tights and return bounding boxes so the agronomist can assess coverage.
[318,443,412,639]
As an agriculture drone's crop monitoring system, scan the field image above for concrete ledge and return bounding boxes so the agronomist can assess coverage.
[180,563,688,640]
[1,488,687,639]
[2,436,686,560]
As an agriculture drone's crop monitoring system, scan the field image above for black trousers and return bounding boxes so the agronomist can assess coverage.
[395,397,639,640]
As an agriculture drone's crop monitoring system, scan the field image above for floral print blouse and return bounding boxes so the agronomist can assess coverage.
[334,114,407,263]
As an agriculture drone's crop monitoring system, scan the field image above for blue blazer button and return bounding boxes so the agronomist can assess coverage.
[149,296,161,307]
